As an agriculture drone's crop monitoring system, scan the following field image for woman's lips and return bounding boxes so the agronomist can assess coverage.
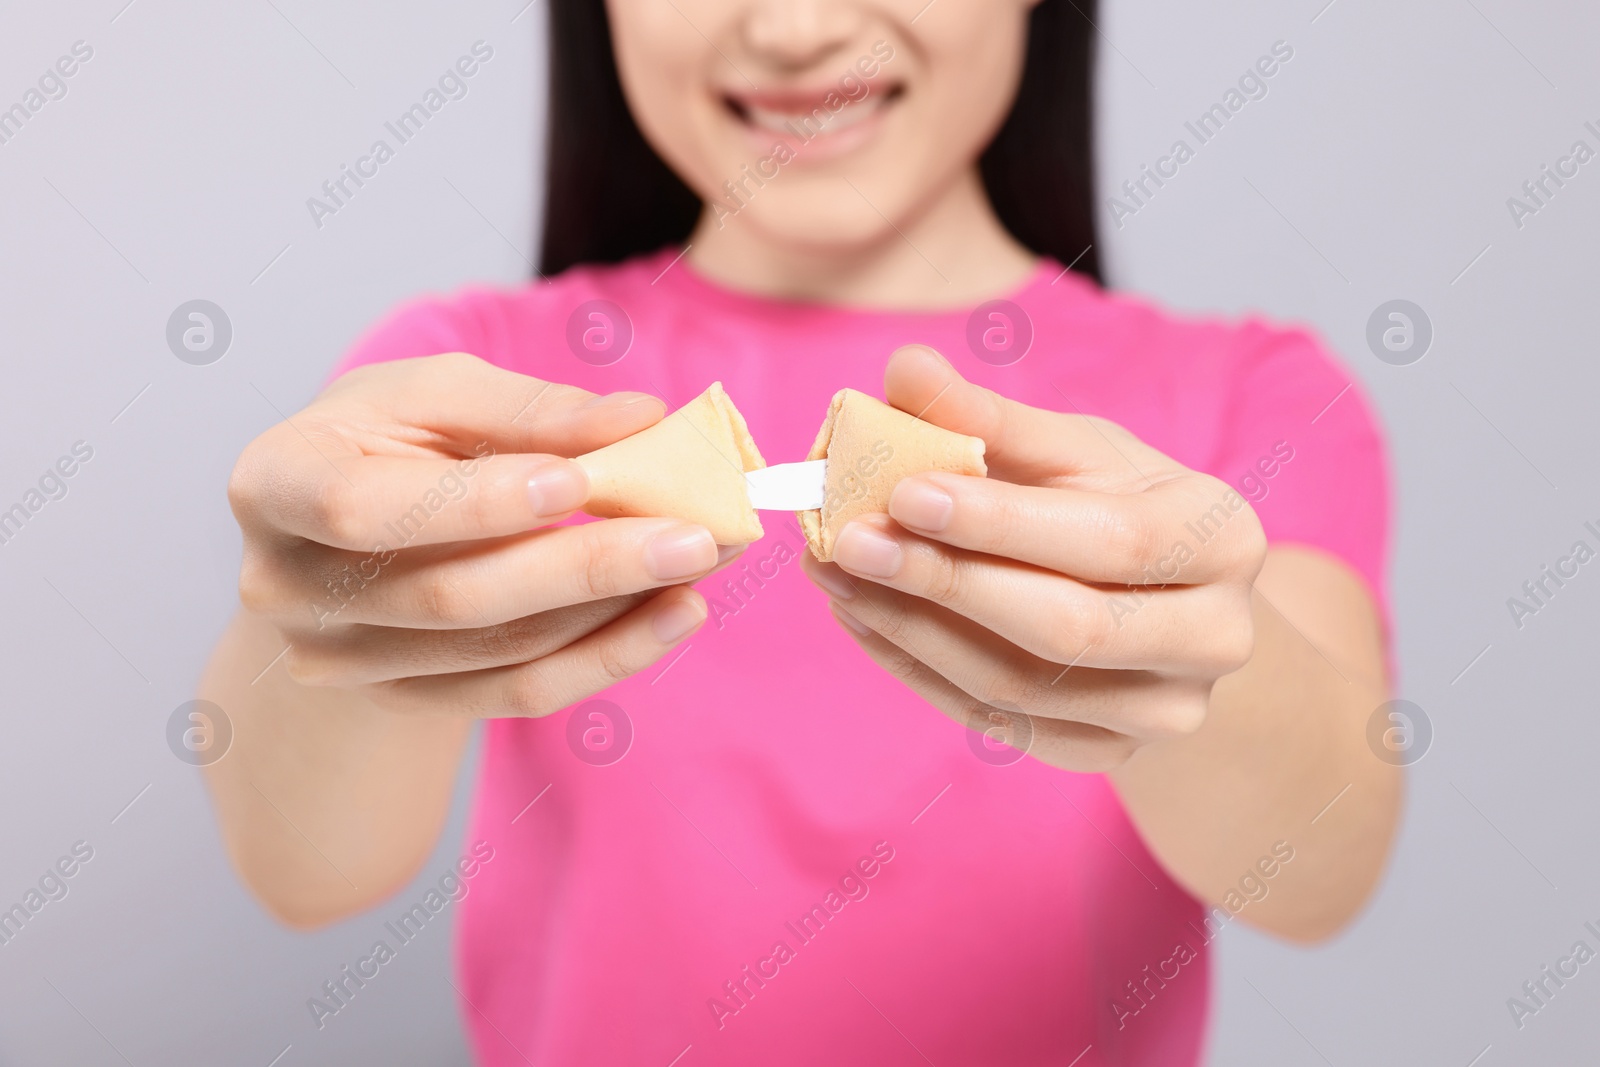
[721,83,904,164]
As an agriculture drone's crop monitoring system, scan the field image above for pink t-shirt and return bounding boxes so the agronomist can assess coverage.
[334,249,1389,1066]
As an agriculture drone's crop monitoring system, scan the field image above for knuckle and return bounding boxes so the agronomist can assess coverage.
[228,431,301,529]
[225,446,263,521]
[1196,477,1266,573]
[918,551,965,606]
[957,700,993,733]
[1056,594,1109,656]
[574,526,626,600]
[437,350,486,373]
[1156,692,1210,740]
[1213,609,1257,673]
[455,474,499,533]
[877,643,923,683]
[1040,600,1094,664]
[861,596,909,643]
[475,620,540,665]
[281,640,338,687]
[1234,514,1269,576]
[412,569,478,627]
[974,495,1023,554]
[1086,414,1132,442]
[332,361,378,388]
[236,552,282,616]
[975,676,1032,717]
[591,633,637,687]
[1105,507,1162,571]
[408,351,483,385]
[505,663,560,718]
[306,478,364,548]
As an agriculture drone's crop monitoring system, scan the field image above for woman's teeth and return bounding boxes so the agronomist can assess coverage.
[742,95,885,135]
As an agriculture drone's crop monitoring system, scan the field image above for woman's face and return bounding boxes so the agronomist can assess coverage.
[605,0,1038,252]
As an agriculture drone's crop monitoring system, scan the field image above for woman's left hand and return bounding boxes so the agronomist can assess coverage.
[802,344,1269,772]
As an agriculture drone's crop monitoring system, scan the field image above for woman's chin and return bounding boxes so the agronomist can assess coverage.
[707,190,913,256]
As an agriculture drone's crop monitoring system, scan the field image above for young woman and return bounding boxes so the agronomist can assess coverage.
[201,1,1400,1062]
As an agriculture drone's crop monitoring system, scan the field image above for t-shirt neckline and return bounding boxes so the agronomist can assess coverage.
[651,247,1078,319]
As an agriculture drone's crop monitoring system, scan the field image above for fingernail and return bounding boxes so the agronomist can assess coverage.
[830,602,872,635]
[652,598,705,643]
[528,460,588,517]
[808,564,857,601]
[905,343,951,368]
[645,525,717,581]
[716,543,746,566]
[890,479,953,533]
[833,523,903,579]
[583,391,660,409]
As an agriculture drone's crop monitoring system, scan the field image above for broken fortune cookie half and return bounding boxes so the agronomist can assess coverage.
[800,389,987,562]
[575,382,767,545]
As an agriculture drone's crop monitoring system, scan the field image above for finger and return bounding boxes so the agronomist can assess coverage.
[368,585,708,718]
[888,471,1264,585]
[282,544,750,684]
[328,352,667,457]
[286,520,728,630]
[284,592,653,687]
[259,448,594,550]
[809,563,1197,741]
[882,344,1174,487]
[814,518,1255,674]
[826,610,1138,773]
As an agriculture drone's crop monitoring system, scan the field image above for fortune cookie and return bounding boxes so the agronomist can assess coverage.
[799,389,987,561]
[575,382,767,545]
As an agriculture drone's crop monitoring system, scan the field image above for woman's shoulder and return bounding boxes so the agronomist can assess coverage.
[1020,268,1384,490]
[1029,269,1371,443]
[1036,268,1352,388]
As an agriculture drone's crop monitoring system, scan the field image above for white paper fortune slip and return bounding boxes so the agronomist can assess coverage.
[743,459,827,511]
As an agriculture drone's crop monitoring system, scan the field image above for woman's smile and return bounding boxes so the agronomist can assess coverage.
[720,80,906,163]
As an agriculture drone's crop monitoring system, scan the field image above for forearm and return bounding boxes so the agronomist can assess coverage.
[1109,548,1401,941]
[198,610,472,927]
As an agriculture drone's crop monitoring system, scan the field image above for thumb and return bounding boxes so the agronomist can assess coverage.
[331,352,668,459]
[547,390,671,457]
[882,345,1163,485]
[881,345,1059,482]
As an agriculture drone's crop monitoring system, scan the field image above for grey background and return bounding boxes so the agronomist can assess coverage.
[0,0,1594,1063]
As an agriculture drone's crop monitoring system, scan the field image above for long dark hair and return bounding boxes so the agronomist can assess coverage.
[538,1,1101,286]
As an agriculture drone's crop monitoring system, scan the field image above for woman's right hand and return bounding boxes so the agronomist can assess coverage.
[227,352,728,718]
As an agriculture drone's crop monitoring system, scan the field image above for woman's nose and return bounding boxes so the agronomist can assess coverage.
[740,0,864,69]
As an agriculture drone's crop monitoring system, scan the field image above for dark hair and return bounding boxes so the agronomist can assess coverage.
[538,0,1101,286]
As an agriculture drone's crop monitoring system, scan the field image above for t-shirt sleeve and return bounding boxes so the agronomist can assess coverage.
[324,290,499,386]
[1207,322,1392,626]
